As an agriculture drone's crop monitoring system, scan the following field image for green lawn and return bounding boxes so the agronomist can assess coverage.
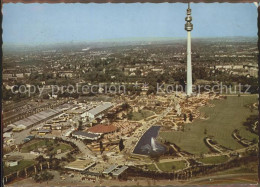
[146,164,157,171]
[198,156,229,165]
[157,161,186,172]
[4,160,35,176]
[146,161,186,172]
[21,139,72,154]
[128,109,154,121]
[159,95,258,155]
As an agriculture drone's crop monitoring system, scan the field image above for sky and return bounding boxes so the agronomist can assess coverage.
[2,3,258,45]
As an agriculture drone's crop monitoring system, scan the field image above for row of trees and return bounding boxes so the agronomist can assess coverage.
[183,113,193,122]
[127,155,257,180]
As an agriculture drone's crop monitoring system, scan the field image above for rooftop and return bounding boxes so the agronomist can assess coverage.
[72,131,100,139]
[4,155,24,162]
[88,124,117,134]
[65,159,95,171]
[12,104,72,128]
[112,166,129,176]
[38,129,51,133]
[87,102,113,116]
[102,164,118,174]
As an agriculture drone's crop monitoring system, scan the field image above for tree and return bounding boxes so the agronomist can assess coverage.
[35,155,46,163]
[51,159,61,170]
[119,138,125,152]
[42,94,49,100]
[184,114,187,122]
[122,103,130,111]
[99,141,104,154]
[54,138,58,144]
[102,155,108,161]
[149,152,160,162]
[168,146,174,155]
[252,138,257,144]
[33,171,54,183]
[189,113,193,122]
[78,120,83,131]
[66,153,74,162]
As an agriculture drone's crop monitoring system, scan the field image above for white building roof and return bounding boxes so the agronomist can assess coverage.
[112,166,128,176]
[87,102,113,117]
[12,104,72,128]
[102,165,118,174]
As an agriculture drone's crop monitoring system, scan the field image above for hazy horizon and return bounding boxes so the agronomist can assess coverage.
[3,36,258,48]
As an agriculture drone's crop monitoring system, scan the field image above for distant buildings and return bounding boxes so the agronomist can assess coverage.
[212,63,258,78]
[58,71,74,78]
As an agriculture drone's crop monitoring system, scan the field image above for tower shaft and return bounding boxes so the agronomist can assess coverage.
[185,3,193,96]
[186,31,192,96]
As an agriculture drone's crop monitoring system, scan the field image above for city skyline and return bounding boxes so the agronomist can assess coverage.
[3,3,257,45]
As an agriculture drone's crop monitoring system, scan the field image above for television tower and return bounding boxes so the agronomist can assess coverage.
[185,3,193,96]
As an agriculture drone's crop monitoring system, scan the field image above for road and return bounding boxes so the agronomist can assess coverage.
[184,173,257,185]
[39,134,96,159]
[5,152,37,160]
[13,123,43,144]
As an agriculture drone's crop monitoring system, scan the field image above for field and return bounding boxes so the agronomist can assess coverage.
[159,95,258,155]
[198,156,229,165]
[21,139,72,154]
[128,109,154,121]
[4,160,35,176]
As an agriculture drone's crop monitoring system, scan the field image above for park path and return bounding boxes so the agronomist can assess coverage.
[154,162,162,172]
[170,145,190,169]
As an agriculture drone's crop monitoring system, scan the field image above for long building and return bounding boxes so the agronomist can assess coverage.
[9,104,72,131]
[71,131,101,140]
[86,102,113,119]
[65,159,95,171]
